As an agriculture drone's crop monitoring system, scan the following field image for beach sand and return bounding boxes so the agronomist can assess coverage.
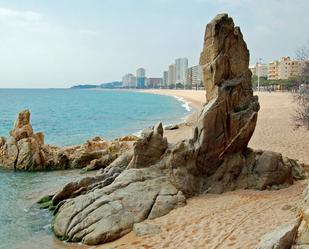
[47,89,308,249]
[94,89,308,249]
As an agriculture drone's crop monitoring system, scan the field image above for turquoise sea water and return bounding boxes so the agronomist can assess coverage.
[0,89,191,249]
[0,89,189,146]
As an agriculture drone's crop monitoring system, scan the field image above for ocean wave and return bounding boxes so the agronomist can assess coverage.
[172,95,192,112]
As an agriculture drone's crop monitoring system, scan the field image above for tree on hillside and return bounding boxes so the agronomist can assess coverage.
[293,41,309,130]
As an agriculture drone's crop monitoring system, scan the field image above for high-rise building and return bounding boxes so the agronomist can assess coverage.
[163,71,168,88]
[168,64,175,88]
[122,73,136,88]
[175,58,188,86]
[136,68,146,88]
[187,65,203,89]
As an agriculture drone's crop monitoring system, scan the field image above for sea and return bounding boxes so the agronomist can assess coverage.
[0,89,192,249]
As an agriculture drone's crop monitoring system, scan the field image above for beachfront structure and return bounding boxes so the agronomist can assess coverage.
[186,65,203,89]
[146,78,163,88]
[249,63,268,77]
[268,57,303,80]
[175,58,188,86]
[136,68,146,88]
[163,71,168,88]
[122,73,136,88]
[168,64,175,87]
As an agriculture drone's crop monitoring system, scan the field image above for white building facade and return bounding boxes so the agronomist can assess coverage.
[174,58,188,86]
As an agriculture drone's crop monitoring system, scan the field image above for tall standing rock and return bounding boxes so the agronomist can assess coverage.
[192,13,260,175]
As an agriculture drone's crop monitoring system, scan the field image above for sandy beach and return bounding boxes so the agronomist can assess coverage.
[93,89,309,249]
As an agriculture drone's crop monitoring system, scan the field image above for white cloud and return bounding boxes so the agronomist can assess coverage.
[0,7,42,23]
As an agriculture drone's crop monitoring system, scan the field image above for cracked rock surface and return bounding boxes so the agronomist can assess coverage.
[54,169,185,245]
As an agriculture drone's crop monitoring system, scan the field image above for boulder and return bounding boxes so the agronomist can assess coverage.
[0,136,19,169]
[15,137,44,170]
[128,123,168,169]
[257,220,300,249]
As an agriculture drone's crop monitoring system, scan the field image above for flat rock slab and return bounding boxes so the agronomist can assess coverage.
[53,167,185,245]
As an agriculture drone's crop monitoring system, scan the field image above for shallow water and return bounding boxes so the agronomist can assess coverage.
[0,89,190,249]
[0,169,96,249]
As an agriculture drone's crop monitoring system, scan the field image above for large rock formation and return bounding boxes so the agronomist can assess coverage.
[194,13,260,175]
[49,14,306,246]
[0,110,135,171]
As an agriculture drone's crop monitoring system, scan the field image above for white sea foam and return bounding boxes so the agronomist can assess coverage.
[173,95,192,112]
[131,93,193,137]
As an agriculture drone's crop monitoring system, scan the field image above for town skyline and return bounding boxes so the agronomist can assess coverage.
[0,0,308,88]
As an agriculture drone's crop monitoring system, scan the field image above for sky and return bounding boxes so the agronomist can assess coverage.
[0,0,308,88]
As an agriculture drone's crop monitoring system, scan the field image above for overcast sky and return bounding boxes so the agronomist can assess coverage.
[0,0,308,88]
